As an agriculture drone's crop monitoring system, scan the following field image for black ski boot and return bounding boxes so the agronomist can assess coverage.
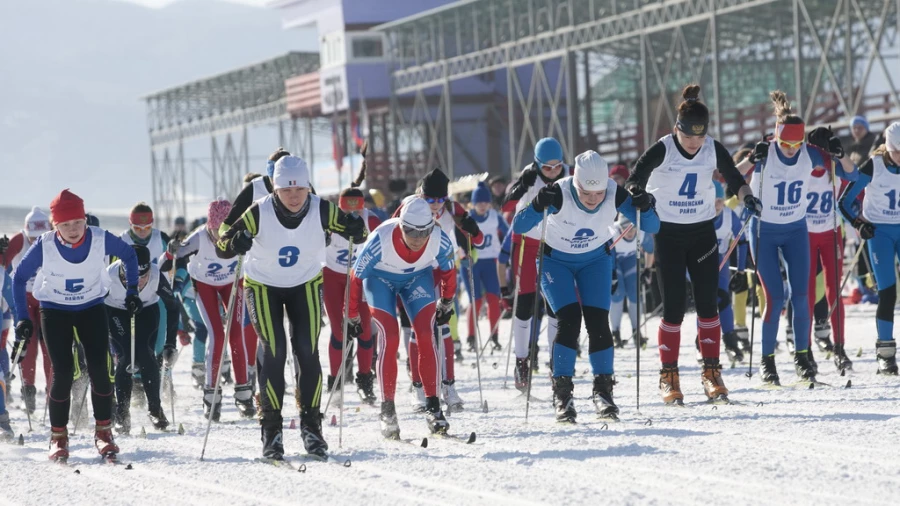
[761,355,780,386]
[466,335,476,353]
[832,344,853,372]
[234,383,256,418]
[490,333,502,352]
[356,372,377,405]
[514,357,530,393]
[380,400,400,439]
[813,320,834,352]
[148,404,169,431]
[633,331,647,349]
[794,351,816,381]
[735,325,751,352]
[22,385,36,415]
[300,408,329,459]
[876,340,898,375]
[114,398,131,435]
[591,374,618,420]
[424,396,449,434]
[807,346,819,376]
[612,330,623,348]
[203,387,222,422]
[721,330,744,363]
[326,375,336,393]
[260,411,284,460]
[552,376,577,423]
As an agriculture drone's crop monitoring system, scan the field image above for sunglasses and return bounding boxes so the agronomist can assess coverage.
[777,138,804,149]
[423,196,447,205]
[131,223,153,233]
[402,223,434,239]
[541,162,563,171]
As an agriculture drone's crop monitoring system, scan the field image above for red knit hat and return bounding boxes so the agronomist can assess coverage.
[50,189,86,225]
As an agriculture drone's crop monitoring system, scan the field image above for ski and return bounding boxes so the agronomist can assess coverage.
[385,435,429,448]
[254,457,301,472]
[298,453,353,467]
[431,431,477,444]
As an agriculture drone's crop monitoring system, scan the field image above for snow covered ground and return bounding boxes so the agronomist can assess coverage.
[3,304,900,506]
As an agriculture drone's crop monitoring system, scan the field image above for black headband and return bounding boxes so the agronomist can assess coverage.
[676,118,708,136]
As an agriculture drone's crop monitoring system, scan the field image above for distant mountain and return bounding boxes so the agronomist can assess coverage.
[0,0,315,210]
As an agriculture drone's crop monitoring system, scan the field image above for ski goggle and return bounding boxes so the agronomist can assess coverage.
[540,161,563,172]
[401,223,434,239]
[423,196,447,205]
[131,223,153,233]
[777,138,804,150]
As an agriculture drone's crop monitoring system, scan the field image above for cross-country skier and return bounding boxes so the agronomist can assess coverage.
[0,242,14,440]
[625,84,754,404]
[106,244,179,432]
[348,197,457,438]
[504,138,569,390]
[609,215,655,349]
[217,156,366,460]
[838,122,900,374]
[2,207,54,414]
[11,189,141,462]
[513,150,659,421]
[710,180,748,363]
[173,200,254,420]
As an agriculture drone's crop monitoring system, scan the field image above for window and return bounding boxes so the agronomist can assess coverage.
[351,36,384,58]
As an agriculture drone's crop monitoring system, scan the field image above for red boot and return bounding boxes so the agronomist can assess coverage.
[49,427,69,462]
[94,420,119,458]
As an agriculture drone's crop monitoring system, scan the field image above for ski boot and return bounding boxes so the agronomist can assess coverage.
[658,363,683,405]
[813,320,834,352]
[410,381,427,413]
[0,413,14,441]
[220,356,234,385]
[466,335,477,353]
[552,376,577,423]
[114,398,131,435]
[260,411,284,460]
[632,331,648,349]
[326,375,336,393]
[876,340,898,375]
[94,420,119,459]
[442,379,464,413]
[807,346,819,376]
[761,355,780,385]
[612,329,623,348]
[735,325,751,351]
[832,344,853,372]
[148,404,169,431]
[701,358,729,402]
[355,372,377,406]
[132,378,147,409]
[531,345,540,372]
[49,427,69,462]
[379,400,401,440]
[21,384,36,415]
[785,327,795,354]
[248,368,257,395]
[793,351,816,381]
[514,357,530,392]
[234,383,256,418]
[721,330,744,363]
[300,408,328,459]
[591,374,618,420]
[454,339,464,362]
[424,396,449,434]
[191,362,205,390]
[490,333,502,352]
[203,387,222,422]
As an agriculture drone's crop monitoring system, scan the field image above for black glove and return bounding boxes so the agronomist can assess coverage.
[807,126,844,159]
[162,345,178,369]
[610,269,619,294]
[457,213,481,237]
[435,298,454,325]
[345,316,363,339]
[531,184,561,212]
[641,267,654,287]
[520,167,539,188]
[743,194,763,217]
[231,230,253,255]
[748,141,769,164]
[173,278,185,294]
[345,215,367,244]
[626,185,654,212]
[125,291,143,315]
[853,217,876,240]
[11,320,33,364]
[500,286,513,310]
[0,235,8,256]
[729,271,749,293]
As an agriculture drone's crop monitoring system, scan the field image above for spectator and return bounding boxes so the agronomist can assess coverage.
[846,115,877,165]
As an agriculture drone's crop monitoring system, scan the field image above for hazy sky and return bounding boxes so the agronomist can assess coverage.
[116,0,269,7]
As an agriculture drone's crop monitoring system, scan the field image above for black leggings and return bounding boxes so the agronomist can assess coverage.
[245,274,323,417]
[42,304,114,428]
[654,220,720,324]
[554,304,612,352]
[108,304,162,412]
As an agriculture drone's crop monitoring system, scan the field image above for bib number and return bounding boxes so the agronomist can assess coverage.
[278,246,300,267]
[806,191,833,215]
[885,189,898,211]
[475,235,493,250]
[678,173,698,200]
[774,181,803,205]
[65,278,85,293]
[207,261,238,276]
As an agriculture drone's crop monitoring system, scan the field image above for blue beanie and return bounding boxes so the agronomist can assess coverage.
[471,182,491,204]
[713,180,724,199]
[534,138,563,165]
[266,160,275,179]
[851,115,869,131]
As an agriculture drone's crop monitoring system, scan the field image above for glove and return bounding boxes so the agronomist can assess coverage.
[531,184,561,212]
[162,345,178,368]
[500,286,513,310]
[0,235,8,256]
[173,278,185,294]
[231,230,253,255]
[610,269,619,294]
[743,194,763,217]
[125,291,143,315]
[345,215,367,244]
[177,329,192,347]
[729,271,749,293]
[11,320,33,364]
[345,316,363,339]
[807,126,844,158]
[520,167,539,188]
[748,141,769,164]
[457,213,481,237]
[853,217,876,240]
[641,267,654,287]
[626,185,654,212]
[166,240,179,256]
[435,298,454,325]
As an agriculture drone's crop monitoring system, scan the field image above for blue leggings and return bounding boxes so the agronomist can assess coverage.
[716,256,734,334]
[610,256,638,332]
[750,219,810,355]
[867,223,900,341]
[183,296,209,363]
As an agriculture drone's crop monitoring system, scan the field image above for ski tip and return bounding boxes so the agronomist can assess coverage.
[492,362,498,369]
[343,459,352,467]
[177,423,185,435]
[466,432,476,444]
[856,347,863,357]
[74,469,81,474]
[298,463,307,473]
[420,437,428,448]
[140,426,147,438]
[17,434,24,446]
[125,463,133,470]
[845,379,852,389]
[840,368,846,377]
[481,400,489,413]
[808,382,815,390]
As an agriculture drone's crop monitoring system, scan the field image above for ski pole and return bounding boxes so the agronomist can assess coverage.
[465,237,486,412]
[200,256,243,461]
[830,163,844,349]
[126,315,137,375]
[323,243,356,423]
[635,212,642,412]
[828,238,867,318]
[502,238,525,390]
[19,364,33,433]
[610,223,634,249]
[524,209,548,422]
[718,215,753,272]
